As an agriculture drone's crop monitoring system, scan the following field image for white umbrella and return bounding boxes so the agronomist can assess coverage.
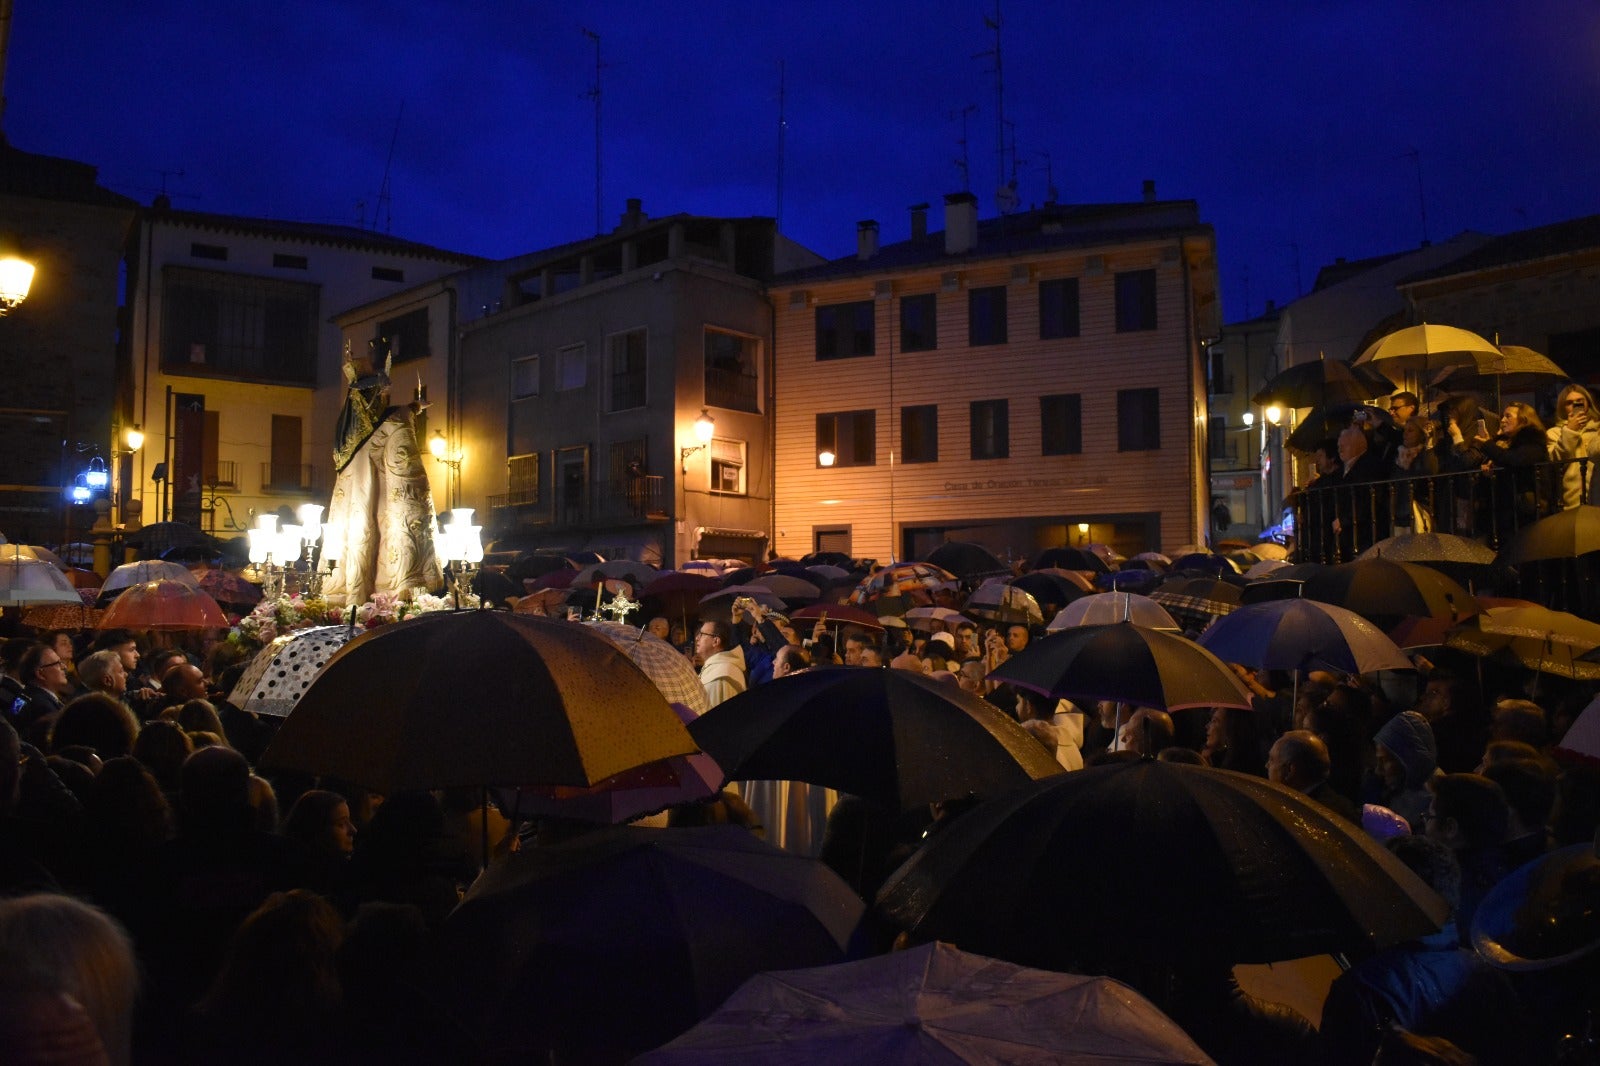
[1048,592,1180,632]
[0,558,83,606]
[229,625,353,717]
[0,544,65,570]
[101,559,201,597]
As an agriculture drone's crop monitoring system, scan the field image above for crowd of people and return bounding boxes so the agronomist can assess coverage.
[3,530,1600,1062]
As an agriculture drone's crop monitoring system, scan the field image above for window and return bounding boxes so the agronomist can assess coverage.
[709,438,747,496]
[506,453,540,505]
[558,343,587,391]
[705,328,760,412]
[970,399,1009,459]
[372,266,405,282]
[1040,393,1082,456]
[190,243,227,261]
[816,410,876,467]
[1208,348,1231,394]
[814,527,851,555]
[1039,278,1080,339]
[273,253,307,270]
[1118,388,1161,451]
[968,286,1007,346]
[161,266,318,385]
[900,293,937,352]
[512,355,540,399]
[815,300,874,360]
[1114,269,1158,332]
[607,328,647,411]
[202,410,221,487]
[269,415,303,490]
[378,307,430,364]
[609,439,650,514]
[1210,415,1230,460]
[901,405,938,463]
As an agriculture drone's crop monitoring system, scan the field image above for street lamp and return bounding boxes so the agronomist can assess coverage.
[434,507,484,608]
[124,425,145,452]
[817,449,836,468]
[0,255,35,316]
[679,409,715,474]
[429,430,465,508]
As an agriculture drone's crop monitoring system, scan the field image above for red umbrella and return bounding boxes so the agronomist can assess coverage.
[528,568,579,591]
[96,579,230,631]
[790,603,885,630]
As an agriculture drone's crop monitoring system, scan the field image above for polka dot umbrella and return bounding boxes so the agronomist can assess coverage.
[229,625,353,718]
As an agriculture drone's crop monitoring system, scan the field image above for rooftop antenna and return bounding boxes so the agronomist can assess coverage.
[950,104,976,191]
[976,1,1006,209]
[775,60,787,228]
[1401,146,1429,245]
[375,101,403,234]
[582,28,604,236]
[1039,150,1058,204]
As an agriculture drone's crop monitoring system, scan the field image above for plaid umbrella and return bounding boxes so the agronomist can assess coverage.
[1149,576,1242,632]
[229,625,353,717]
[586,620,708,715]
[848,562,958,606]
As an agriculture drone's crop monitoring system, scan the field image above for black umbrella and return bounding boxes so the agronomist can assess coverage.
[1497,505,1600,565]
[876,760,1450,969]
[1030,545,1110,574]
[1302,559,1479,626]
[1252,357,1394,409]
[688,667,1063,811]
[925,541,1012,581]
[431,824,865,1063]
[986,622,1253,712]
[506,551,576,583]
[1286,401,1378,453]
[1011,571,1094,609]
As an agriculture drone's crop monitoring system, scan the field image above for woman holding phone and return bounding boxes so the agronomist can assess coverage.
[1547,383,1600,509]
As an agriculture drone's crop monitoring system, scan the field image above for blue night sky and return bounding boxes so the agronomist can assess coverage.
[7,1,1598,324]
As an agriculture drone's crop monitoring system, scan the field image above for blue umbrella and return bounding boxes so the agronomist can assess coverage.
[1197,598,1414,676]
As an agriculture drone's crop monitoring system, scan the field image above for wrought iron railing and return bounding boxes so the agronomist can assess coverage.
[487,475,665,528]
[705,366,759,412]
[260,462,323,495]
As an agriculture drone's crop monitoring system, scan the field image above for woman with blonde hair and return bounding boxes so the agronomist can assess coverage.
[1546,382,1600,509]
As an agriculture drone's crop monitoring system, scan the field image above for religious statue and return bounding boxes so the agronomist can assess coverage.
[320,338,442,606]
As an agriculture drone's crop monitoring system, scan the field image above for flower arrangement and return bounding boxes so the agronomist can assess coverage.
[230,588,476,654]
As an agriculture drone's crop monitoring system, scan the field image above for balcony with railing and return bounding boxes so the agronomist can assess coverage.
[705,366,759,412]
[260,462,324,495]
[488,474,667,531]
[203,460,238,491]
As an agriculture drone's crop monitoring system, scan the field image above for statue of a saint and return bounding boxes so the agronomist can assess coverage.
[320,339,442,606]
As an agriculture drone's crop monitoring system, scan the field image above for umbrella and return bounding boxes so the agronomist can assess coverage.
[688,666,1063,811]
[1301,559,1479,624]
[924,541,1012,581]
[1252,543,1289,561]
[122,520,220,553]
[1445,631,1600,683]
[1169,552,1243,577]
[1357,532,1498,566]
[511,587,571,616]
[1429,344,1569,397]
[528,567,579,591]
[228,625,353,717]
[1197,599,1414,676]
[803,563,850,584]
[699,584,786,623]
[585,620,708,715]
[1555,695,1600,764]
[639,941,1213,1065]
[989,622,1253,712]
[1353,323,1503,374]
[1285,400,1372,453]
[789,603,886,630]
[1148,576,1241,631]
[431,824,865,1064]
[801,550,854,568]
[261,611,699,792]
[505,550,576,582]
[574,559,659,588]
[503,701,723,824]
[848,562,958,607]
[0,558,84,606]
[195,568,263,608]
[878,760,1449,969]
[96,579,229,631]
[1252,356,1394,409]
[1467,604,1600,648]
[902,606,966,631]
[748,572,823,605]
[1030,545,1109,573]
[21,602,104,630]
[100,559,201,600]
[1243,559,1291,581]
[1010,571,1093,610]
[1497,505,1600,565]
[1047,592,1180,632]
[961,582,1043,625]
[0,544,65,569]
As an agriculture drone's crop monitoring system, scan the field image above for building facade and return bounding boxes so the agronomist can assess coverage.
[769,190,1218,564]
[448,199,822,566]
[124,206,476,538]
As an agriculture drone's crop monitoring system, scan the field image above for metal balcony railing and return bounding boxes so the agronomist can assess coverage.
[705,366,759,412]
[260,462,323,495]
[488,475,666,529]
[204,460,238,490]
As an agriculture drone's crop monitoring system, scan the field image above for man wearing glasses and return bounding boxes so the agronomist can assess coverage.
[1388,391,1420,426]
[9,643,75,736]
[695,620,746,709]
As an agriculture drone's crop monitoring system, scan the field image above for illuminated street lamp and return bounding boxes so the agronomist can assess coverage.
[429,430,465,508]
[0,255,35,316]
[679,409,715,473]
[817,449,836,468]
[124,425,145,451]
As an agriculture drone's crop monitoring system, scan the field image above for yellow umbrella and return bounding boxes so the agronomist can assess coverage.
[1353,324,1501,374]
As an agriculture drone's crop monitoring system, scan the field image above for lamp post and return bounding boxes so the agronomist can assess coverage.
[433,507,484,608]
[677,409,715,563]
[0,255,36,316]
[429,430,464,509]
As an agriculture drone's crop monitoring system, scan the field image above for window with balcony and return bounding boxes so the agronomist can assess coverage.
[815,300,874,360]
[558,343,587,391]
[378,307,430,364]
[1039,278,1080,339]
[1118,388,1161,451]
[704,328,759,412]
[968,286,1008,346]
[1039,393,1082,456]
[506,453,540,506]
[900,293,937,352]
[970,399,1009,459]
[816,410,876,467]
[1114,269,1158,332]
[901,405,938,463]
[161,266,318,385]
[607,328,647,411]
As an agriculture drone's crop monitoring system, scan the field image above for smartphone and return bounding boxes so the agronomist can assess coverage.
[1474,419,1487,438]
